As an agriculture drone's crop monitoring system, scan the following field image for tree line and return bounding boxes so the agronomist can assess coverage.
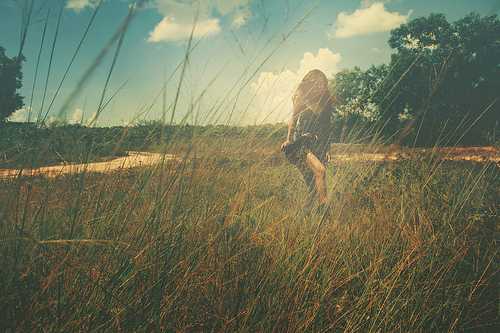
[0,120,286,168]
[329,12,499,147]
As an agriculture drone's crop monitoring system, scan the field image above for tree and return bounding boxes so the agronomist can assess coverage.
[330,65,388,118]
[329,65,387,142]
[380,12,500,145]
[0,45,25,125]
[329,12,499,146]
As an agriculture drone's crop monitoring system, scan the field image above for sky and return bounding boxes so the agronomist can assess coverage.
[1,0,498,127]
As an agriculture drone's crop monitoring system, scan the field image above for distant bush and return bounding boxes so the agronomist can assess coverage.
[0,121,287,168]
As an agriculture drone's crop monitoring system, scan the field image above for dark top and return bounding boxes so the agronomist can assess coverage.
[291,70,333,155]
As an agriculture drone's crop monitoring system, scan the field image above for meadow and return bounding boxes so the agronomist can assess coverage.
[1,2,499,331]
[0,126,498,332]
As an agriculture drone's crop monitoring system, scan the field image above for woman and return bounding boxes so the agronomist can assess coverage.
[281,69,334,208]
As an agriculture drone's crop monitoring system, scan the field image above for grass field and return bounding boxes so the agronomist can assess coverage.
[0,130,498,332]
[1,2,498,330]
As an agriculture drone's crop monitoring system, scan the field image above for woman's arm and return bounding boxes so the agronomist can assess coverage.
[281,117,295,150]
[286,116,295,142]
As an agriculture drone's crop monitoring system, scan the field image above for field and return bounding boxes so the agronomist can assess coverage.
[1,3,499,331]
[0,131,499,332]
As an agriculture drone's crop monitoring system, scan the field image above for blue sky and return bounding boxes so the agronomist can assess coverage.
[1,0,498,126]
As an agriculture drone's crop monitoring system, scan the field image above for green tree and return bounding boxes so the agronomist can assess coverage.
[330,65,388,118]
[379,12,500,145]
[0,45,25,125]
[329,65,387,142]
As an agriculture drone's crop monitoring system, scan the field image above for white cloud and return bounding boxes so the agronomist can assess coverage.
[66,0,99,13]
[148,0,255,43]
[8,107,38,122]
[297,48,342,78]
[216,0,249,15]
[8,107,33,122]
[231,6,255,28]
[87,112,99,126]
[48,116,60,124]
[250,48,341,123]
[328,2,412,39]
[68,108,99,126]
[148,15,221,42]
[69,108,85,124]
[215,0,254,28]
[250,69,298,123]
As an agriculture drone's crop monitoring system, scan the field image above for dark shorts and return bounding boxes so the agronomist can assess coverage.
[282,134,328,166]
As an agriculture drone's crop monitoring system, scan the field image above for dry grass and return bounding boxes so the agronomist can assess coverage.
[0,133,498,332]
[1,1,498,331]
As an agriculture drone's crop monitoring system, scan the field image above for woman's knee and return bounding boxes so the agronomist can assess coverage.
[306,151,325,174]
[313,161,326,179]
[317,163,326,176]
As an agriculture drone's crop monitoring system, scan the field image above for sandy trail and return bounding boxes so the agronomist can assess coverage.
[330,152,500,163]
[330,146,500,163]
[1,147,498,179]
[0,151,176,179]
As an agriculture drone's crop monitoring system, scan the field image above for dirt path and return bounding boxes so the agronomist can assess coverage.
[0,151,176,179]
[330,152,500,163]
[330,146,500,163]
[1,147,498,179]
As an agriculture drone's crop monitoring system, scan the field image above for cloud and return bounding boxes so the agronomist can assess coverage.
[148,15,221,43]
[8,107,34,122]
[215,0,255,28]
[66,0,99,13]
[148,0,255,43]
[231,6,255,28]
[328,2,412,39]
[297,48,342,78]
[68,108,99,126]
[8,109,28,122]
[69,108,85,124]
[250,69,298,123]
[250,48,341,123]
[87,112,99,126]
[48,116,60,124]
[216,0,249,15]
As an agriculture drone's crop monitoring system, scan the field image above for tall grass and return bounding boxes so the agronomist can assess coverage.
[1,128,499,331]
[1,1,499,332]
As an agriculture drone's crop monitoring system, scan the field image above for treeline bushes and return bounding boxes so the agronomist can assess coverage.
[0,121,287,168]
[1,122,127,168]
[329,110,500,147]
[1,110,498,169]
[329,12,500,147]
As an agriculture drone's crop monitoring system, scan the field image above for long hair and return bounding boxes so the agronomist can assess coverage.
[292,69,333,116]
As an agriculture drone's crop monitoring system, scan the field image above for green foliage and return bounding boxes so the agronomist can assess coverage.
[0,45,24,125]
[330,65,388,118]
[388,13,452,51]
[0,121,287,168]
[0,122,128,168]
[330,113,375,144]
[384,12,500,146]
[330,12,500,147]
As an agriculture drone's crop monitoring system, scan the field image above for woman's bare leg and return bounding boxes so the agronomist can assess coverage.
[305,151,327,204]
[299,168,317,205]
